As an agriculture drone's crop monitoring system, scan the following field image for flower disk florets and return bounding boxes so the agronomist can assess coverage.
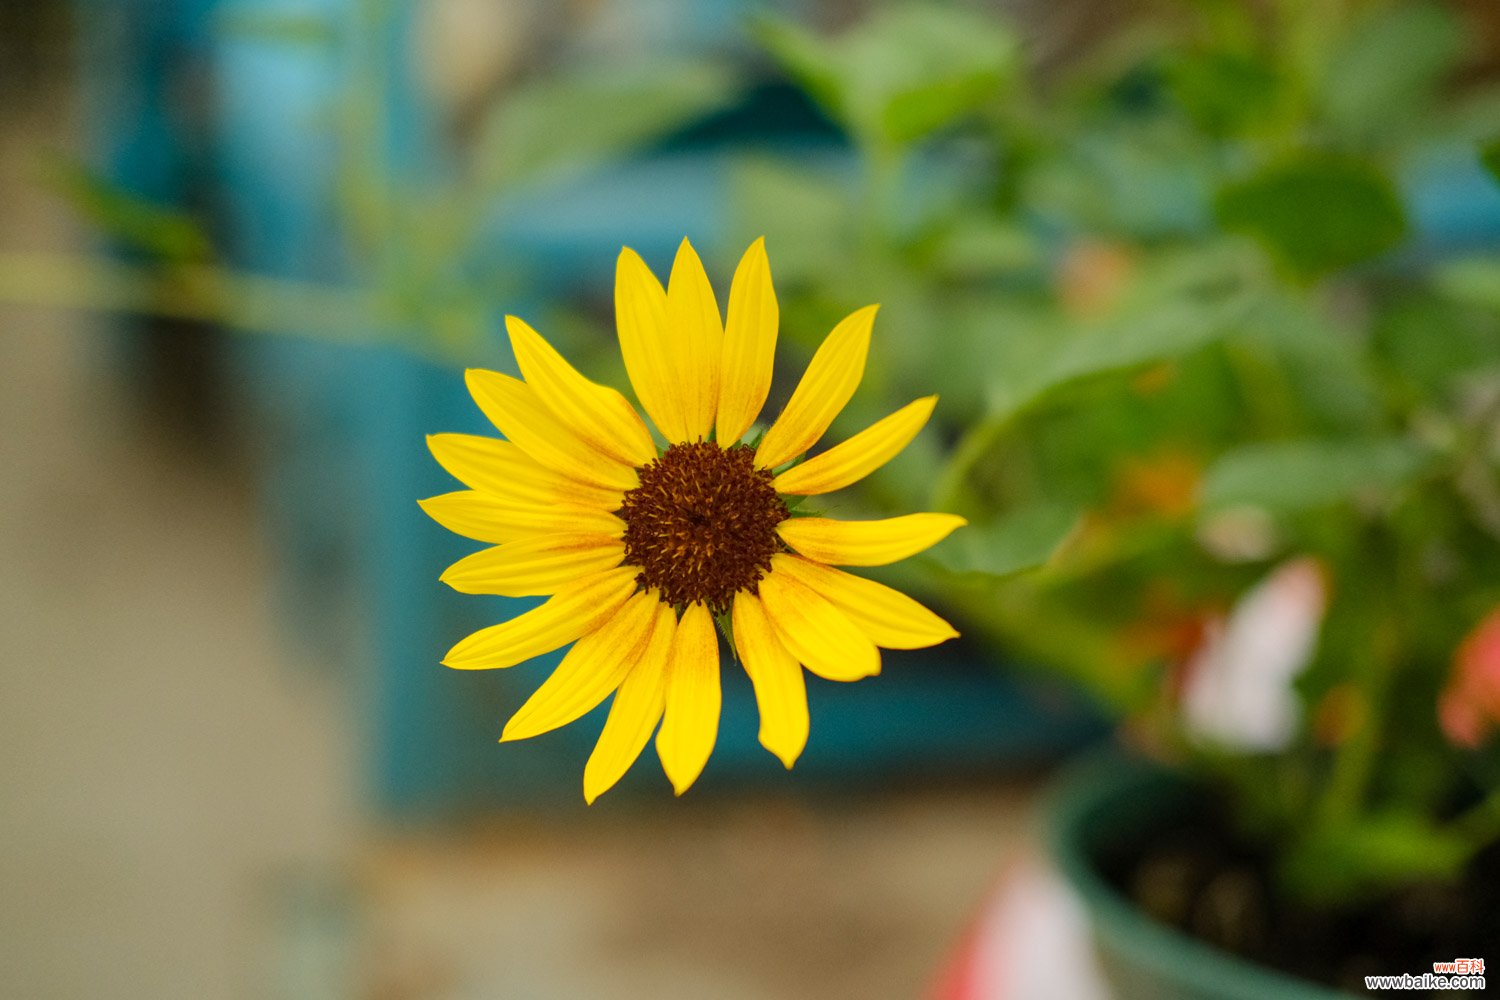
[619,441,789,614]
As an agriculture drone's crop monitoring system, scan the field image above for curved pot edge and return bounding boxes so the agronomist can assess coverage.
[1043,749,1356,1000]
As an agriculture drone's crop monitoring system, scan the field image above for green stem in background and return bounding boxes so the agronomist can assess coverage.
[931,410,1012,513]
[342,0,400,261]
[1315,618,1398,827]
[1326,632,1392,827]
[0,251,378,339]
[933,575,1144,711]
[1221,338,1304,438]
[1265,0,1341,152]
[0,251,472,368]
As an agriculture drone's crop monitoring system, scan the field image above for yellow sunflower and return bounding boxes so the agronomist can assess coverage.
[421,238,965,803]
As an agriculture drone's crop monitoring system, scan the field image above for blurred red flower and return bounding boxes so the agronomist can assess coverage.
[1439,608,1500,749]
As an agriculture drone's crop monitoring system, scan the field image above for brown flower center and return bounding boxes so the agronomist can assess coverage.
[618,441,789,614]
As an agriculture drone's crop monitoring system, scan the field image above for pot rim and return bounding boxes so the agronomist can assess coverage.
[1044,749,1355,1000]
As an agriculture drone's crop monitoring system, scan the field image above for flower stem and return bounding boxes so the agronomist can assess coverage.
[1316,573,1402,828]
[931,411,1011,512]
[0,251,378,340]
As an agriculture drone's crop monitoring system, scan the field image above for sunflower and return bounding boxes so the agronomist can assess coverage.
[421,238,965,803]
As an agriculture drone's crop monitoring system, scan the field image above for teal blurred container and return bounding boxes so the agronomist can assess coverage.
[1046,753,1353,1000]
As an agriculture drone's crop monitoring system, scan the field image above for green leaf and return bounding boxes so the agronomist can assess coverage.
[1483,136,1500,186]
[472,60,737,192]
[756,5,1019,146]
[1199,438,1431,515]
[930,248,1263,512]
[1373,282,1500,397]
[1281,815,1471,903]
[924,502,1080,581]
[985,266,1256,424]
[1235,297,1386,430]
[1433,256,1500,311]
[1215,154,1407,280]
[1319,1,1464,145]
[1026,119,1220,239]
[1164,48,1281,136]
[46,163,212,263]
[750,17,847,126]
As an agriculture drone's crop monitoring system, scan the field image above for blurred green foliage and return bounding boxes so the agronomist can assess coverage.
[1214,153,1406,279]
[27,4,741,363]
[753,5,1018,146]
[47,162,213,264]
[742,0,1500,907]
[467,61,736,196]
[1483,135,1500,182]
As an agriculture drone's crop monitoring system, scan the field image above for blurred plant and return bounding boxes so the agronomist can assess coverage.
[742,0,1500,908]
[3,2,739,363]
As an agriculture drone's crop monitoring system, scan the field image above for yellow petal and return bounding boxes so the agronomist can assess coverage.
[615,247,688,443]
[419,491,625,545]
[465,368,638,491]
[716,237,778,446]
[757,567,880,682]
[584,601,676,804]
[773,396,936,496]
[443,566,638,670]
[770,554,959,649]
[755,304,877,470]
[440,534,626,597]
[654,602,721,795]
[731,591,809,768]
[665,238,723,442]
[426,434,623,510]
[506,316,656,467]
[501,591,660,742]
[777,513,967,567]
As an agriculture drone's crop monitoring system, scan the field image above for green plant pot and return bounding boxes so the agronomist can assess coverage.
[1045,752,1353,1000]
